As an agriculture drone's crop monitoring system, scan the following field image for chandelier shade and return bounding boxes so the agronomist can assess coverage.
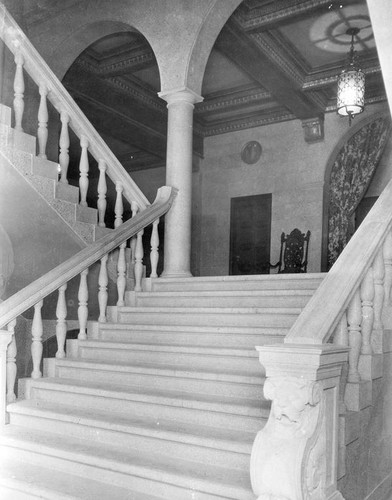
[337,68,365,117]
[336,27,365,125]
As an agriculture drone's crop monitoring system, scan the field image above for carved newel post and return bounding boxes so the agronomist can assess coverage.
[250,344,348,500]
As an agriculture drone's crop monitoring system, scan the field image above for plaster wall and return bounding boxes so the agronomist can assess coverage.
[199,103,392,276]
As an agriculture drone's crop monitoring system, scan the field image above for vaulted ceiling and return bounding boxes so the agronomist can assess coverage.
[61,0,386,172]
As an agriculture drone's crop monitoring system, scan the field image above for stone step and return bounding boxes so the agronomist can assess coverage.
[55,357,266,399]
[0,124,36,154]
[0,426,254,499]
[0,457,152,500]
[116,306,301,328]
[147,273,326,292]
[0,104,11,126]
[127,289,313,309]
[91,322,289,347]
[8,400,256,471]
[76,340,262,372]
[28,378,267,432]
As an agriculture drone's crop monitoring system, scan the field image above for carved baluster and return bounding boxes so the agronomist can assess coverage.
[79,135,89,207]
[97,159,107,227]
[13,51,24,132]
[98,254,108,322]
[6,319,17,403]
[333,311,349,416]
[372,248,385,353]
[150,219,160,278]
[56,284,67,358]
[31,300,43,379]
[37,84,48,158]
[59,111,70,183]
[360,267,374,355]
[115,182,126,305]
[134,229,144,292]
[78,269,89,340]
[383,231,392,313]
[347,289,362,383]
[334,310,349,347]
[0,329,13,425]
[130,201,139,271]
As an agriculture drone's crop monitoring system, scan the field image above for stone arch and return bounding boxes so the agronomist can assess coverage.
[178,0,243,96]
[45,20,158,82]
[321,111,391,271]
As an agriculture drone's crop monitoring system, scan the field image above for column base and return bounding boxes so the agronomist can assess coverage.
[160,270,193,279]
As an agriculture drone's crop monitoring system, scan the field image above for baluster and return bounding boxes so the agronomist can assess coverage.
[37,84,48,158]
[130,201,139,270]
[360,267,374,355]
[6,319,17,403]
[150,219,160,278]
[79,135,89,207]
[372,248,385,353]
[31,300,43,379]
[59,111,70,183]
[13,51,24,132]
[347,289,362,383]
[98,254,108,322]
[134,229,144,292]
[78,269,89,340]
[334,310,349,347]
[56,284,67,358]
[97,159,107,227]
[115,182,126,306]
[383,231,392,309]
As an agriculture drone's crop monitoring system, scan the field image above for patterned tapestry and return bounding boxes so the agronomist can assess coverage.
[327,116,391,269]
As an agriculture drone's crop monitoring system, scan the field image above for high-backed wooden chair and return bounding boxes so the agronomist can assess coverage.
[269,228,311,273]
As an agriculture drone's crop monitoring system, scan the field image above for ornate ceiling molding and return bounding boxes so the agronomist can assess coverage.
[201,110,296,137]
[77,51,156,76]
[250,31,305,87]
[196,90,271,114]
[105,76,166,112]
[235,0,335,31]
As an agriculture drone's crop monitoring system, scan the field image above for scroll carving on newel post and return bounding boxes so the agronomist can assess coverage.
[250,344,348,500]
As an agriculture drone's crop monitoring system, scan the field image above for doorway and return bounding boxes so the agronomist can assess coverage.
[229,193,272,275]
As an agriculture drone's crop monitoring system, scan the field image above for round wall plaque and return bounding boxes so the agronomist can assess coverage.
[241,141,262,164]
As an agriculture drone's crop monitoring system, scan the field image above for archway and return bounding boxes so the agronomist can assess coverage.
[321,112,391,271]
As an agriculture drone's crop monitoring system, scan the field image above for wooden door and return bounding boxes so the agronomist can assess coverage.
[229,193,272,275]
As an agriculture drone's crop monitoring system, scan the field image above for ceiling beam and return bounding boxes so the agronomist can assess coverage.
[215,21,325,120]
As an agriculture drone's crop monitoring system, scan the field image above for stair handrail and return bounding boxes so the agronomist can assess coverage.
[285,173,392,345]
[0,2,149,210]
[0,186,176,330]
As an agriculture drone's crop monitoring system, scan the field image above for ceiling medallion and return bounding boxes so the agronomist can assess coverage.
[241,141,262,164]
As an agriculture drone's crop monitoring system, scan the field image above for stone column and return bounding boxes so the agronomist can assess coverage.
[159,87,202,278]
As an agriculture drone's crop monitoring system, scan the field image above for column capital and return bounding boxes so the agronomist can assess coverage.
[158,86,203,106]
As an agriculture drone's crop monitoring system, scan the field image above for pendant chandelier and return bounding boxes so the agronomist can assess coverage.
[337,27,365,126]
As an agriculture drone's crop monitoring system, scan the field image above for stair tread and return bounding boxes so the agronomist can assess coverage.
[119,306,302,314]
[0,425,252,493]
[153,273,326,283]
[0,457,159,500]
[57,357,265,382]
[131,289,315,297]
[9,399,256,450]
[98,322,289,334]
[31,377,268,414]
[78,340,259,356]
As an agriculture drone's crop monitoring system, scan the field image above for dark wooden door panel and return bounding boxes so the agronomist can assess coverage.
[229,193,272,275]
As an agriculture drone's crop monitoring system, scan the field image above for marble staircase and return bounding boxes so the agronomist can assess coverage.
[0,103,111,245]
[0,273,325,499]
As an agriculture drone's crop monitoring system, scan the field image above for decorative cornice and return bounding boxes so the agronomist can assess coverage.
[235,0,334,31]
[77,51,156,76]
[250,32,305,87]
[201,110,296,137]
[105,76,166,113]
[195,90,271,114]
